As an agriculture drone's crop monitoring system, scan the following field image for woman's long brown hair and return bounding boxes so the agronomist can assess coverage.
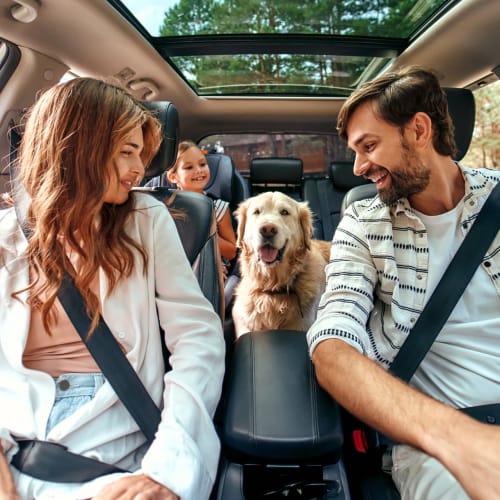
[16,77,162,334]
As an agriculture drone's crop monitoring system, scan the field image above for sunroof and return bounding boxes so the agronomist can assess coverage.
[167,53,390,97]
[114,0,456,97]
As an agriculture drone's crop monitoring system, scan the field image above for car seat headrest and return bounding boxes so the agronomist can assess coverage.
[142,101,179,178]
[329,161,370,191]
[250,157,303,185]
[444,87,475,161]
[204,153,238,201]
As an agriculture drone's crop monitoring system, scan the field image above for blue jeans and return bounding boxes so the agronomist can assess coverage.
[45,373,105,437]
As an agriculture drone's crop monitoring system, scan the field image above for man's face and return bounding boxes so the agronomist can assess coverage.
[346,101,430,205]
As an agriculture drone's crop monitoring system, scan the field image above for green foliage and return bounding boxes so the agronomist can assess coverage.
[159,0,445,37]
[463,81,500,170]
[158,0,445,93]
[157,0,499,165]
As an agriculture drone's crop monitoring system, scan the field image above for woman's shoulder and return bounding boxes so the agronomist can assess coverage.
[0,206,18,229]
[129,191,175,229]
[132,191,168,211]
[0,206,27,253]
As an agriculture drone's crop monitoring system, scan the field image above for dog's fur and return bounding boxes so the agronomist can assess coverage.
[232,191,331,337]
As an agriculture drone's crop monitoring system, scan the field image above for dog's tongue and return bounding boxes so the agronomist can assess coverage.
[259,245,279,263]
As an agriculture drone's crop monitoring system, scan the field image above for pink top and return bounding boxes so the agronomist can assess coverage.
[23,263,100,376]
[23,298,100,377]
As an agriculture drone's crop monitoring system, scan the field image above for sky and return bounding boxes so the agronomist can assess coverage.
[120,0,178,35]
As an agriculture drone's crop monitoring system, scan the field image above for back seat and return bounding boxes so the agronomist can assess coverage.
[249,157,303,199]
[205,152,249,218]
[304,161,370,241]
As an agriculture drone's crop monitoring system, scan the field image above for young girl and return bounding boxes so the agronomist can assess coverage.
[0,78,225,500]
[167,141,237,275]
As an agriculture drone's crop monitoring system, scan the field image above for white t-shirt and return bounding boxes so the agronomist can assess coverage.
[411,202,500,408]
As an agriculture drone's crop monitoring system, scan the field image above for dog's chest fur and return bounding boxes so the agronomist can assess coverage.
[233,241,328,335]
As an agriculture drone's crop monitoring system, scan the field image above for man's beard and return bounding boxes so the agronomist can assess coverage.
[377,139,430,205]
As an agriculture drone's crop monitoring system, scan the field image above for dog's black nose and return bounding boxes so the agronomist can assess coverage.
[260,224,277,238]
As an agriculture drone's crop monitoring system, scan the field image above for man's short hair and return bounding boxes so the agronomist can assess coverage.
[337,66,457,158]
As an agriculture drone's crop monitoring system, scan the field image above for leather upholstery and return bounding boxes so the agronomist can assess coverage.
[216,329,349,500]
[137,101,223,319]
[250,157,303,198]
[221,329,343,462]
[142,101,179,178]
[205,153,249,216]
[304,161,370,241]
[134,187,224,319]
[330,161,370,191]
[445,87,475,161]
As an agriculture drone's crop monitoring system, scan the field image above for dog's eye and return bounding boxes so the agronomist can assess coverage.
[280,209,289,216]
[253,208,261,215]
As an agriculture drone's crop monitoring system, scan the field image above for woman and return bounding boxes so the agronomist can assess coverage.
[0,78,225,499]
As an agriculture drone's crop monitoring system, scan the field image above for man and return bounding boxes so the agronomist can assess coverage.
[307,66,500,499]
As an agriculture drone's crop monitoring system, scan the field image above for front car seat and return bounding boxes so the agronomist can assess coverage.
[137,102,224,320]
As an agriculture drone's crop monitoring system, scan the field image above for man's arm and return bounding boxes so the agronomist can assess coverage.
[313,338,500,500]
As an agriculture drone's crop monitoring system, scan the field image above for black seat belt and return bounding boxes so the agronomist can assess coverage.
[389,180,500,383]
[358,181,500,456]
[57,271,162,442]
[386,180,500,426]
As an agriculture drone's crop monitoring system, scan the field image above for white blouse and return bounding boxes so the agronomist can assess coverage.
[0,192,225,500]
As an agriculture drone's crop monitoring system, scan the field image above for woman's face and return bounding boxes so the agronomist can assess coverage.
[103,126,145,204]
[168,146,210,194]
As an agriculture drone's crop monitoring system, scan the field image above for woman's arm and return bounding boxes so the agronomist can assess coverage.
[93,474,178,500]
[0,443,20,500]
[216,210,236,260]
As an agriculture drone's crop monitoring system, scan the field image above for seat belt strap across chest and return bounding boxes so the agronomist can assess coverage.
[389,180,500,383]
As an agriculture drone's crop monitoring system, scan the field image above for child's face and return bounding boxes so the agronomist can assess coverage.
[168,146,210,193]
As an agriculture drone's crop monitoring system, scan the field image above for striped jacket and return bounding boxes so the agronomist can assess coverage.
[307,165,500,367]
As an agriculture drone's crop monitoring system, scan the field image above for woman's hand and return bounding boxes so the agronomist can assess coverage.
[92,474,179,499]
[0,492,21,500]
[0,444,20,500]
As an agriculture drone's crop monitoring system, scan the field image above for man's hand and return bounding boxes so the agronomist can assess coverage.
[434,417,500,500]
[92,474,179,500]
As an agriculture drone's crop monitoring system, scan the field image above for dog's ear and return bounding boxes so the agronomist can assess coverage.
[298,200,313,250]
[234,199,248,249]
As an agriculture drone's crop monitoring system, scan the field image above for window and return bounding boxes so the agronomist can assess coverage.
[463,80,500,170]
[199,133,353,175]
[114,0,453,98]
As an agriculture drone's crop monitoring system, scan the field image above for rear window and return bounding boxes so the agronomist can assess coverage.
[199,133,353,176]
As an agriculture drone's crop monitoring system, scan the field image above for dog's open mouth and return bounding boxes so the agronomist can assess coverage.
[258,244,285,265]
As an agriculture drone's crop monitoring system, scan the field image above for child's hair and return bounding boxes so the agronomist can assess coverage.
[169,140,200,174]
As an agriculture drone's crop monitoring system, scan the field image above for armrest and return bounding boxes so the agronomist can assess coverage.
[221,329,343,463]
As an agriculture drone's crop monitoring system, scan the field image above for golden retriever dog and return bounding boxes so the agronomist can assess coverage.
[232,191,331,337]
